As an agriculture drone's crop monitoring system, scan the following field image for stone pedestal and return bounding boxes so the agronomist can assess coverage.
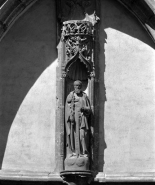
[65,156,89,171]
[60,171,93,185]
[61,155,93,185]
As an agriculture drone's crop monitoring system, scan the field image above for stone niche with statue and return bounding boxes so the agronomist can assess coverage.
[55,1,99,184]
[56,18,99,185]
[63,20,94,171]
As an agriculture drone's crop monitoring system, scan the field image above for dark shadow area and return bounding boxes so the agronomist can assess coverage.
[118,0,155,31]
[0,0,57,169]
[0,0,6,7]
[103,0,155,49]
[97,26,107,172]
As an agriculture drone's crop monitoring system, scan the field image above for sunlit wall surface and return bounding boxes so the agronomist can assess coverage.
[99,0,155,174]
[0,0,57,172]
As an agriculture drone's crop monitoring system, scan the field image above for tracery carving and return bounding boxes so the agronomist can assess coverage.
[90,71,95,78]
[62,21,93,37]
[62,71,67,78]
[62,20,94,78]
[65,35,92,63]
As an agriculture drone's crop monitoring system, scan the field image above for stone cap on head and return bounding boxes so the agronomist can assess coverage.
[74,80,82,86]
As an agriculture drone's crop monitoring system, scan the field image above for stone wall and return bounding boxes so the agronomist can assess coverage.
[99,0,155,174]
[0,0,57,172]
[0,0,155,177]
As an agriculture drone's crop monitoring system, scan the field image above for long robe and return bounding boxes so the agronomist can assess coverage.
[65,91,91,156]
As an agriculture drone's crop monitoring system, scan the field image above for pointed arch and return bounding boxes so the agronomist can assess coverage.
[0,0,155,43]
[0,0,39,42]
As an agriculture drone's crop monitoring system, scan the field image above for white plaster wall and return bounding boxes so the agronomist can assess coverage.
[0,0,57,172]
[99,0,155,173]
[2,61,57,172]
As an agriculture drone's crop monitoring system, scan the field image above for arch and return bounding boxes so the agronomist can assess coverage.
[0,0,155,43]
[0,0,39,42]
[65,52,92,78]
[66,58,91,80]
[117,0,155,43]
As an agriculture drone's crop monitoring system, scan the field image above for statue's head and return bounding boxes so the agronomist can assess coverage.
[74,80,82,94]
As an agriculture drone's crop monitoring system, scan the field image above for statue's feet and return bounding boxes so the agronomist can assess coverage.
[78,153,88,158]
[67,153,73,158]
[79,154,86,157]
[67,153,77,158]
[83,154,88,157]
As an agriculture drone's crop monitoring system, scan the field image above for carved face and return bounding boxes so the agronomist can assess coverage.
[74,83,82,94]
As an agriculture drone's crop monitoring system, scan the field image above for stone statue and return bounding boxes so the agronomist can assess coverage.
[65,80,91,158]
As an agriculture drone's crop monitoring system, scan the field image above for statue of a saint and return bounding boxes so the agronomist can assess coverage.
[65,80,91,158]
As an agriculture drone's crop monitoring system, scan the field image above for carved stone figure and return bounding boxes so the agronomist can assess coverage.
[65,80,91,159]
[59,17,99,180]
[58,2,100,183]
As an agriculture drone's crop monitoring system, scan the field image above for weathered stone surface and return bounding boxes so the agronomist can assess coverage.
[65,156,89,171]
[99,0,155,174]
[0,0,57,172]
[0,0,155,181]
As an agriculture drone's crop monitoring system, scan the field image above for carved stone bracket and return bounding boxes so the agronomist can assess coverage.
[60,171,93,185]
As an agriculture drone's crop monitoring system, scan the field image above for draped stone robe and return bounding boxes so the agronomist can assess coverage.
[65,91,91,157]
